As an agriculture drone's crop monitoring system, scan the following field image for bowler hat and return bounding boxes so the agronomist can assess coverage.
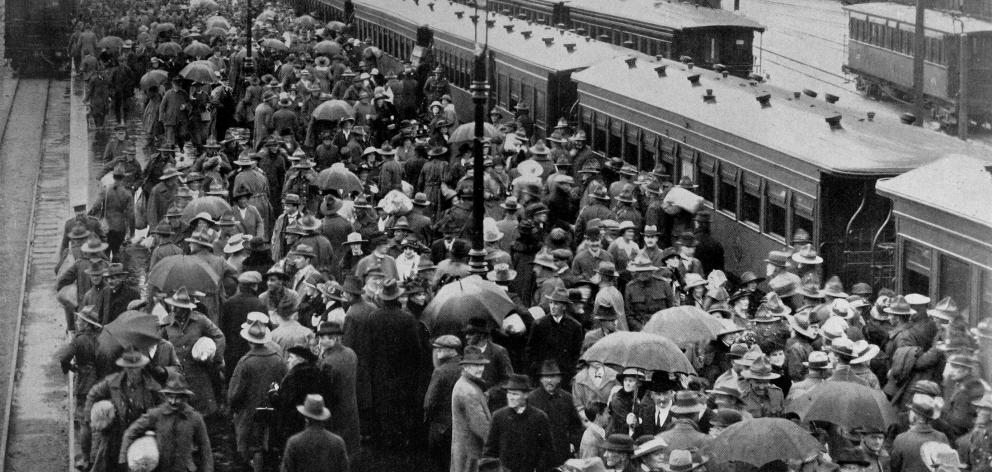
[297,394,332,421]
[317,321,344,336]
[603,434,635,453]
[287,345,317,363]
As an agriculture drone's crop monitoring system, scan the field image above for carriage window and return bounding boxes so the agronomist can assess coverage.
[535,90,546,126]
[678,145,695,183]
[903,240,932,295]
[660,139,676,166]
[697,153,716,203]
[980,269,992,327]
[718,165,738,215]
[498,73,508,107]
[593,117,608,153]
[625,127,640,166]
[609,120,623,158]
[740,173,761,228]
[765,182,787,239]
[939,254,971,315]
[580,110,593,145]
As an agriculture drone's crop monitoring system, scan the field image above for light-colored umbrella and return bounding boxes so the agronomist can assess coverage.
[641,306,726,344]
[581,331,696,374]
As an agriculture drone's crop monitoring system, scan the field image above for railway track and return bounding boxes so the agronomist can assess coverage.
[0,78,73,472]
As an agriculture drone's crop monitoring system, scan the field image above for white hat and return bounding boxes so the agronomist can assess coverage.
[905,293,931,306]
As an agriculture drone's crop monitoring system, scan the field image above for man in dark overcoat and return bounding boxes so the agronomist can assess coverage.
[526,361,583,467]
[318,321,362,456]
[424,335,463,472]
[891,395,949,472]
[484,374,553,472]
[228,318,286,465]
[280,395,351,472]
[525,288,584,384]
[219,272,266,380]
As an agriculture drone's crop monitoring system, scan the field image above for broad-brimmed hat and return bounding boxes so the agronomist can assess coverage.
[503,373,531,391]
[884,295,915,316]
[927,297,958,321]
[706,385,742,401]
[530,253,558,271]
[742,355,780,380]
[297,394,332,421]
[850,340,880,365]
[632,437,668,459]
[241,319,272,344]
[67,225,91,240]
[285,344,317,363]
[822,276,848,298]
[788,310,818,338]
[151,222,175,236]
[537,359,563,377]
[81,236,110,254]
[642,225,660,237]
[159,165,183,180]
[222,234,248,254]
[432,334,462,350]
[458,345,491,366]
[595,261,619,278]
[670,391,705,414]
[487,263,517,282]
[159,373,195,396]
[164,287,198,309]
[216,211,238,227]
[738,271,764,285]
[754,293,791,321]
[947,352,981,370]
[802,351,832,370]
[412,192,430,207]
[603,434,635,453]
[342,232,366,246]
[116,348,150,368]
[972,392,992,409]
[545,287,571,304]
[683,273,707,289]
[593,302,618,321]
[106,262,128,277]
[590,187,610,201]
[378,278,404,300]
[616,367,646,382]
[265,266,291,281]
[289,244,317,259]
[791,244,823,265]
[764,250,790,268]
[661,450,708,472]
[84,259,110,276]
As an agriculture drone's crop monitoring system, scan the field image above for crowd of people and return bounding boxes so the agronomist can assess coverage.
[59,0,991,471]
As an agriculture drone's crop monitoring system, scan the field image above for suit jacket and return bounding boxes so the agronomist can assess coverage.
[430,238,453,264]
[478,342,514,390]
[233,205,265,239]
[281,425,350,472]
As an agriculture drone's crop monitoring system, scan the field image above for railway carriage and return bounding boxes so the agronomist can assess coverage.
[5,0,74,76]
[843,2,992,127]
[571,56,987,287]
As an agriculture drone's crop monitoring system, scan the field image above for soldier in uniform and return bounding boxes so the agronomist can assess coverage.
[148,222,183,269]
[624,255,675,331]
[283,157,320,215]
[739,355,784,418]
[91,164,135,260]
[422,66,450,107]
[101,148,142,193]
[957,393,992,472]
[62,203,104,255]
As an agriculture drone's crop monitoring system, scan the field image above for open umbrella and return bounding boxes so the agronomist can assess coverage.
[231,47,259,61]
[180,195,232,222]
[98,311,163,352]
[790,381,898,430]
[294,14,318,26]
[206,16,230,30]
[180,61,218,84]
[448,122,497,144]
[190,0,219,10]
[425,275,516,336]
[147,255,221,294]
[326,21,346,32]
[641,306,726,345]
[362,46,383,60]
[183,40,212,58]
[139,70,169,90]
[259,38,288,51]
[156,41,183,56]
[708,418,822,466]
[311,99,354,121]
[97,35,124,51]
[316,163,363,193]
[581,331,696,374]
[312,40,342,56]
[203,26,229,38]
[255,9,277,22]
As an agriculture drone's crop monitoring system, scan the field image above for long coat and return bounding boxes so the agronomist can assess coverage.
[228,343,287,455]
[281,425,350,472]
[425,357,463,431]
[527,387,583,466]
[160,312,226,416]
[233,168,274,237]
[83,371,162,472]
[451,373,492,472]
[319,343,362,455]
[273,361,329,451]
[146,181,177,229]
[219,292,267,380]
[91,183,134,234]
[120,403,213,472]
[484,405,553,472]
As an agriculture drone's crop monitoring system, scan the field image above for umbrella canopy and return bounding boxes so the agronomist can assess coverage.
[316,163,363,193]
[180,61,218,84]
[190,0,219,10]
[311,99,354,121]
[255,9,277,22]
[326,21,346,32]
[312,40,342,57]
[97,35,124,51]
[180,196,232,222]
[99,311,163,352]
[581,331,696,374]
[206,16,230,30]
[156,41,182,56]
[448,122,498,144]
[155,23,176,35]
[362,46,383,59]
[790,381,898,430]
[184,40,212,58]
[708,418,822,466]
[231,47,259,60]
[294,14,318,26]
[139,69,169,90]
[147,255,221,294]
[642,306,726,345]
[425,275,516,336]
[259,37,288,51]
[203,26,228,38]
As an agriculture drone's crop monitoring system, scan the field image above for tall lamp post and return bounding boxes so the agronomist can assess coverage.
[468,0,490,275]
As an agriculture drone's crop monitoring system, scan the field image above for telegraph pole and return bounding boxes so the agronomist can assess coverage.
[468,0,490,275]
[911,0,926,126]
[958,33,968,139]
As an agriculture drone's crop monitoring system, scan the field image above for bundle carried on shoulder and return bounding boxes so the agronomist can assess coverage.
[662,186,704,214]
[89,400,115,431]
[191,336,217,362]
[127,431,159,472]
[379,189,413,215]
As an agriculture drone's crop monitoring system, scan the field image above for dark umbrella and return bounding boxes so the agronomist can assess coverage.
[425,275,516,336]
[139,70,169,90]
[581,331,696,374]
[180,61,218,84]
[156,41,183,56]
[180,196,232,222]
[708,418,822,466]
[312,40,342,57]
[641,306,725,345]
[790,381,898,430]
[98,311,163,353]
[448,122,497,144]
[97,35,124,51]
[260,38,288,51]
[315,163,363,193]
[184,40,212,58]
[311,99,354,121]
[147,255,220,294]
